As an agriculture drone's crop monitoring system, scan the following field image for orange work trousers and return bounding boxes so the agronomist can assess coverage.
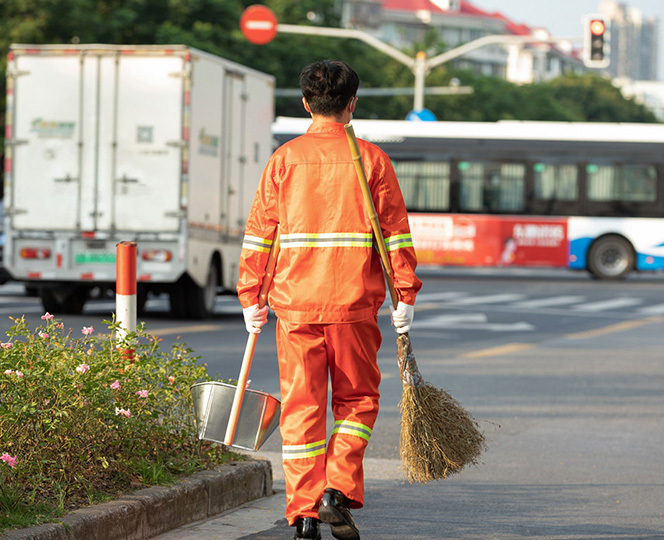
[276,318,382,525]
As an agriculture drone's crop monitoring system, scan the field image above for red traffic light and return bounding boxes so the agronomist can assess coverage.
[590,19,606,36]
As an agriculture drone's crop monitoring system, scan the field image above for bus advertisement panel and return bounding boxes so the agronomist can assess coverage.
[409,214,568,268]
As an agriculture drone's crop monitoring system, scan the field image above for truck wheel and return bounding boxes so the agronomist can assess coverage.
[136,285,149,316]
[60,286,88,314]
[169,282,188,319]
[587,235,635,280]
[39,286,87,315]
[40,288,64,314]
[186,261,219,320]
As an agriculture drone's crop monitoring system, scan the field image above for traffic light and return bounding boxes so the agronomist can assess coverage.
[583,15,610,68]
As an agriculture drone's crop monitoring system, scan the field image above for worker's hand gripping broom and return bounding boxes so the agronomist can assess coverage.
[224,227,280,446]
[344,124,486,483]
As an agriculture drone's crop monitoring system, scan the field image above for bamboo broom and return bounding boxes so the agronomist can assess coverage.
[344,124,486,483]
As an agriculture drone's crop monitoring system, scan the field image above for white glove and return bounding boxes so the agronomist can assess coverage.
[242,304,268,334]
[390,301,414,334]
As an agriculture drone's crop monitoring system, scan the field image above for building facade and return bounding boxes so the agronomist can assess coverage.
[599,0,658,81]
[341,0,586,84]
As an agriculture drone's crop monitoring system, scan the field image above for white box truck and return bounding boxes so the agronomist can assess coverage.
[4,44,274,318]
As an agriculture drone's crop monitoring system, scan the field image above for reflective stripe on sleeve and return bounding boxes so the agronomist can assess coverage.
[281,232,372,249]
[332,420,372,442]
[282,440,327,460]
[242,235,273,253]
[385,233,414,252]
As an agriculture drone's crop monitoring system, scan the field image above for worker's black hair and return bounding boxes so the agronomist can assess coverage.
[299,60,359,116]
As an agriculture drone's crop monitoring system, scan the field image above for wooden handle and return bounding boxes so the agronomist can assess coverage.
[344,124,399,309]
[224,226,280,446]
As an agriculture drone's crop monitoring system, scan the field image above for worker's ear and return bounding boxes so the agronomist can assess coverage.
[348,96,358,114]
[302,97,312,113]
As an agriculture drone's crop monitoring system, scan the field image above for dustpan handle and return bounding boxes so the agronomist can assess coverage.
[224,226,280,446]
[345,124,399,309]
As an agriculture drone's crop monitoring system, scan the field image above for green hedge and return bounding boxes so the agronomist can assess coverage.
[0,315,237,531]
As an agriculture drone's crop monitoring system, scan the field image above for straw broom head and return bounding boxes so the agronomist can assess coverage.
[343,124,485,482]
[397,333,486,483]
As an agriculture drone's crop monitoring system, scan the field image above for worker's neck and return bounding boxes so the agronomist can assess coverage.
[310,112,352,125]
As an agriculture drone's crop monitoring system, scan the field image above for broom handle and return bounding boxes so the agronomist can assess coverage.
[344,124,399,309]
[224,226,280,446]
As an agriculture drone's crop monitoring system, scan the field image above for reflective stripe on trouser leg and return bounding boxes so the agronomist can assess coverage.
[325,319,382,509]
[276,320,330,525]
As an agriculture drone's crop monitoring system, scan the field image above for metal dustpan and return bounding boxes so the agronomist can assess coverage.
[194,227,281,451]
[191,381,280,451]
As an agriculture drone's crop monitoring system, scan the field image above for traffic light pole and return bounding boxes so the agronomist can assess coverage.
[278,24,569,111]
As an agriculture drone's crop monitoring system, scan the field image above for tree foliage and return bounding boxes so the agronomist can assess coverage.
[0,0,659,138]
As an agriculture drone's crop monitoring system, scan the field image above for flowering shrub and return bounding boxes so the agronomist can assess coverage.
[0,315,237,529]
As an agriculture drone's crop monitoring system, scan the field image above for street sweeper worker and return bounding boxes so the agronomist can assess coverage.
[237,60,422,540]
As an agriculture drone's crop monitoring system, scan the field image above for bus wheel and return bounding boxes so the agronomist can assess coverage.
[587,235,635,280]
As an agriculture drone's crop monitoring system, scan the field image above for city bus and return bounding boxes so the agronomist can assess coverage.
[273,117,664,280]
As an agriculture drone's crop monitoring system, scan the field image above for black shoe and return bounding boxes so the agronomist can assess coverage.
[294,517,322,540]
[318,489,360,540]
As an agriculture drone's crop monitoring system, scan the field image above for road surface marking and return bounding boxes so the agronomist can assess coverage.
[414,291,469,302]
[637,303,664,315]
[511,295,586,308]
[571,297,643,312]
[150,324,222,336]
[565,316,664,339]
[445,293,526,305]
[463,342,535,359]
[415,313,535,332]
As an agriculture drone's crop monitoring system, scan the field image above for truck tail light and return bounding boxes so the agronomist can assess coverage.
[141,249,172,263]
[20,248,51,259]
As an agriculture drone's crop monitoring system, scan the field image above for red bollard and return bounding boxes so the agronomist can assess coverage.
[116,242,137,341]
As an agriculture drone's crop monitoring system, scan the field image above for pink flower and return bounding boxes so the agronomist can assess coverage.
[0,453,17,468]
[115,407,131,418]
[1,342,12,349]
[41,312,54,320]
[15,371,24,378]
[81,326,94,336]
[110,380,121,390]
[3,369,13,375]
[56,322,64,330]
[75,363,90,374]
[38,331,49,339]
[135,390,148,399]
[168,376,175,385]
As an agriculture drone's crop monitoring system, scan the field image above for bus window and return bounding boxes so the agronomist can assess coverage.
[488,163,525,213]
[534,163,578,201]
[458,161,484,211]
[394,161,450,211]
[587,164,657,202]
[459,162,525,212]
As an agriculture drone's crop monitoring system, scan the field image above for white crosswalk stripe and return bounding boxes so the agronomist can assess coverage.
[636,303,664,315]
[444,293,526,305]
[571,298,643,312]
[511,295,586,308]
[414,291,469,302]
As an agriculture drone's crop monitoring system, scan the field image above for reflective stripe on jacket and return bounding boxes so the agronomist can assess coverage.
[237,121,421,324]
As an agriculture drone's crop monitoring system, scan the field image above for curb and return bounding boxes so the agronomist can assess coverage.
[1,459,272,540]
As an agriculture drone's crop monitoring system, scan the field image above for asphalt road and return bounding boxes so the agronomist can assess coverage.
[2,267,663,539]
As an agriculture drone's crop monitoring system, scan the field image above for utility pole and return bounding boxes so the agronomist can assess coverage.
[277,24,570,113]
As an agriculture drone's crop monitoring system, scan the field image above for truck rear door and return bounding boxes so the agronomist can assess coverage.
[11,50,185,235]
[12,53,83,231]
[105,54,184,233]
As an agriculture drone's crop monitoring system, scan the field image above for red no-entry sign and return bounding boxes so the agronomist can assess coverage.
[240,5,278,45]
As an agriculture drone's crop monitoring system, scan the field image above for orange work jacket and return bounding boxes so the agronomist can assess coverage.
[237,121,421,324]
